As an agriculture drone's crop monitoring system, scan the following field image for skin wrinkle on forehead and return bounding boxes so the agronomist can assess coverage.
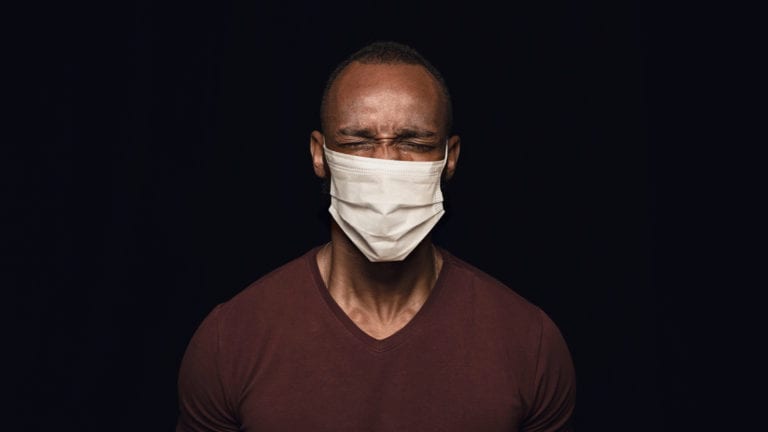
[337,127,437,140]
[324,63,449,138]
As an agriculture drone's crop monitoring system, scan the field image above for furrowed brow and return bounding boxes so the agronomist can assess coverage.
[395,128,437,139]
[335,127,438,140]
[337,127,377,138]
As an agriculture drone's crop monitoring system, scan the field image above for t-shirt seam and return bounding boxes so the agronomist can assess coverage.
[213,303,239,424]
[531,307,546,414]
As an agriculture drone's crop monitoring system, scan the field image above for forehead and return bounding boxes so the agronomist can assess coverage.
[325,62,446,128]
[332,62,441,96]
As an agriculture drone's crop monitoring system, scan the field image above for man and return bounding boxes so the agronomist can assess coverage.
[176,41,576,431]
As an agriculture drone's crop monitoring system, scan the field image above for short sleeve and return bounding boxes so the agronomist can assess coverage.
[520,310,577,432]
[176,304,240,432]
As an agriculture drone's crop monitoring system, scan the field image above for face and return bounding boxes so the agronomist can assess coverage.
[311,62,460,178]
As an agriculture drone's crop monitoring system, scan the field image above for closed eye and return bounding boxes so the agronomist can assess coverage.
[337,141,375,149]
[399,142,436,152]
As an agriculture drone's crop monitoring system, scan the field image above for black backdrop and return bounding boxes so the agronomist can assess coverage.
[10,0,758,431]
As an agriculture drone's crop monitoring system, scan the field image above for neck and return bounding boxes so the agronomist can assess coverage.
[317,222,442,334]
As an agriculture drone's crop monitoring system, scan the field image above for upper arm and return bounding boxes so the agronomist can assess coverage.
[520,310,577,432]
[176,305,240,432]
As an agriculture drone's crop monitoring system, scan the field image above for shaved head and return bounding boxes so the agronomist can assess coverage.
[320,41,453,136]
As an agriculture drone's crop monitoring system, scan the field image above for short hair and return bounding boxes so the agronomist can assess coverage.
[320,41,453,135]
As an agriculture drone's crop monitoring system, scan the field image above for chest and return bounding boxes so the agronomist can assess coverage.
[235,337,527,432]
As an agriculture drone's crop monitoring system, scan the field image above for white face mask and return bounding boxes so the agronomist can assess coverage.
[323,140,448,262]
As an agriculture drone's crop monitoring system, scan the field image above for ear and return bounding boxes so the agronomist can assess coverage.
[310,130,327,178]
[444,135,461,180]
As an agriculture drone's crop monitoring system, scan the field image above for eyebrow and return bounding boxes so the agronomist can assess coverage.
[337,127,438,139]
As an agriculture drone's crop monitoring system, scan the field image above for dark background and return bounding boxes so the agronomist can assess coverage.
[9,0,759,430]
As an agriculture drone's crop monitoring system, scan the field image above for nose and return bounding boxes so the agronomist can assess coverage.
[371,142,403,161]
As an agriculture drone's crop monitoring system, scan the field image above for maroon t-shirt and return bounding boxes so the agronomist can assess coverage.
[176,247,576,431]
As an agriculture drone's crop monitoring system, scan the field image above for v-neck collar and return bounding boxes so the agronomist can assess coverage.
[305,246,450,354]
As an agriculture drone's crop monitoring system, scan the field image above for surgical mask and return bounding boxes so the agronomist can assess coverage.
[323,140,448,262]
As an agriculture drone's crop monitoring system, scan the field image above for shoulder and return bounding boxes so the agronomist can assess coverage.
[439,250,576,428]
[201,247,323,340]
[439,248,571,365]
[440,248,546,323]
[178,247,322,405]
[220,247,321,312]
